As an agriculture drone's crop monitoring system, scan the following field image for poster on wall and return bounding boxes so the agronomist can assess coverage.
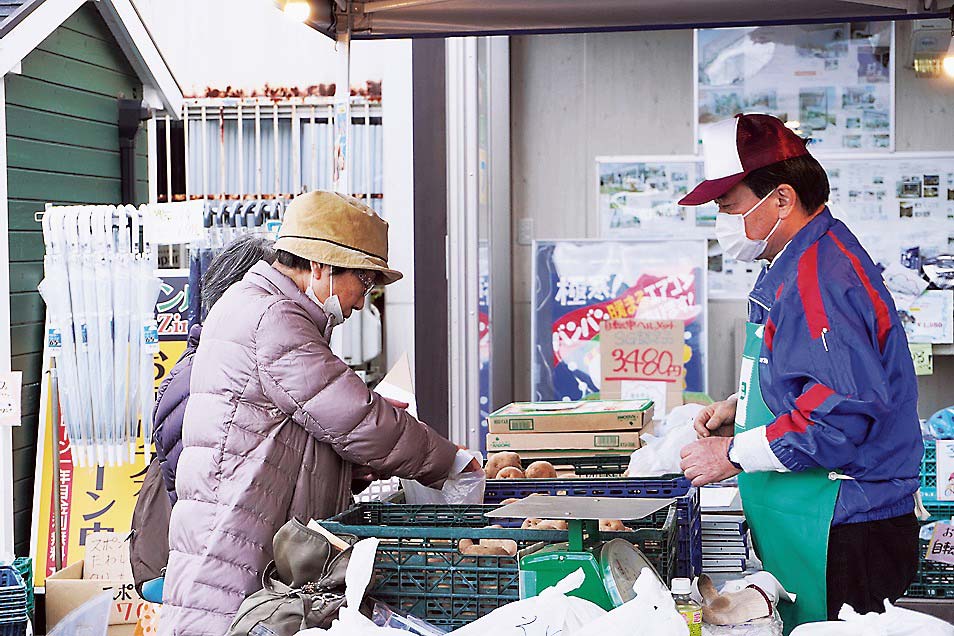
[823,153,954,267]
[597,156,717,238]
[31,271,190,588]
[531,240,707,404]
[696,22,894,152]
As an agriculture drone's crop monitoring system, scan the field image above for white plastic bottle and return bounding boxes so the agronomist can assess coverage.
[672,577,702,636]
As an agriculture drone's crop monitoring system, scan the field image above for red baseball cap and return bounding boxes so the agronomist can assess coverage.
[679,113,811,206]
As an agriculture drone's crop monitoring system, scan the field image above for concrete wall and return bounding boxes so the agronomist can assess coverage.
[510,23,954,416]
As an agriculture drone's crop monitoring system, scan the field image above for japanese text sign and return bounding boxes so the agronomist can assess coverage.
[84,532,133,581]
[0,370,21,426]
[600,319,684,383]
[926,522,954,566]
[909,343,933,376]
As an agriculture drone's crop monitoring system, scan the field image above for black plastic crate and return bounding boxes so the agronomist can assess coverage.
[906,535,954,600]
[322,501,678,629]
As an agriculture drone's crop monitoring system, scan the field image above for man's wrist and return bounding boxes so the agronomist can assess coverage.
[727,439,743,471]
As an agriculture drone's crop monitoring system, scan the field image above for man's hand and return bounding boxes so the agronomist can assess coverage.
[694,397,739,439]
[680,437,741,487]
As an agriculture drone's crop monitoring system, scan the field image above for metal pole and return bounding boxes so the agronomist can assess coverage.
[201,104,208,199]
[255,101,262,197]
[292,103,301,195]
[183,104,190,199]
[219,106,226,198]
[273,103,280,196]
[49,358,63,571]
[237,103,245,196]
[310,105,318,190]
[164,114,172,201]
[364,101,371,203]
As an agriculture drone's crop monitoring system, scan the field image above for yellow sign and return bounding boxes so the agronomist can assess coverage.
[32,270,190,587]
[910,342,934,376]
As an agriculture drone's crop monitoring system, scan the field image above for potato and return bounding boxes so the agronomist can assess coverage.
[458,537,518,556]
[495,466,526,479]
[535,520,569,531]
[501,498,520,505]
[521,518,541,529]
[485,452,522,479]
[479,539,518,556]
[599,519,626,532]
[524,461,558,479]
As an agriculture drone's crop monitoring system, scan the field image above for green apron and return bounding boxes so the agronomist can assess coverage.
[735,322,840,634]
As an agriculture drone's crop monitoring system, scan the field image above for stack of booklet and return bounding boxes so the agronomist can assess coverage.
[700,486,748,574]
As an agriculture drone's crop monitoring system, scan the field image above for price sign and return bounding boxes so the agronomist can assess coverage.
[926,522,954,565]
[601,319,685,383]
[909,342,933,376]
[600,319,685,414]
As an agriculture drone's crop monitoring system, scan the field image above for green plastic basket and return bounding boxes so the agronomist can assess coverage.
[920,441,954,521]
[321,502,677,629]
[12,557,33,617]
[905,536,954,599]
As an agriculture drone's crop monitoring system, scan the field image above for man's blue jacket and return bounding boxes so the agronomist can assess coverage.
[731,207,923,525]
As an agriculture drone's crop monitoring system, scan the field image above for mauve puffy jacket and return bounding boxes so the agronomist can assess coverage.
[160,262,457,636]
[153,324,202,505]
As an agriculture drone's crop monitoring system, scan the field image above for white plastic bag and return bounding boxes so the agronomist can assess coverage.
[574,568,689,636]
[402,451,486,505]
[295,538,411,636]
[789,600,954,636]
[48,591,111,636]
[627,404,704,476]
[449,568,606,636]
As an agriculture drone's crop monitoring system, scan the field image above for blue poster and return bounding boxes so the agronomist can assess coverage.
[532,240,707,404]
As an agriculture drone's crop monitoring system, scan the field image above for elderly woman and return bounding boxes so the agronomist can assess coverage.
[160,192,476,636]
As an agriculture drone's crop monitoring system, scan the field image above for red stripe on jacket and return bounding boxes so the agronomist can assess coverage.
[826,231,891,353]
[766,383,836,442]
[796,243,828,339]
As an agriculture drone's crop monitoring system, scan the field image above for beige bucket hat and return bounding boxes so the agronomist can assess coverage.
[274,190,403,285]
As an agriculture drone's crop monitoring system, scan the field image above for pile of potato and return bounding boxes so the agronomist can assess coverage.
[484,451,558,479]
[456,453,631,556]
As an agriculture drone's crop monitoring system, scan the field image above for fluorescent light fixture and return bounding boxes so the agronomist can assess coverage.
[283,0,311,22]
[944,35,954,78]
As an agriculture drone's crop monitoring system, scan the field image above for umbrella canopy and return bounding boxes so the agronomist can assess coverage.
[286,0,953,40]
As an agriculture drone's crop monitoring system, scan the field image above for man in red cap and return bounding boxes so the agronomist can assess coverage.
[678,114,922,629]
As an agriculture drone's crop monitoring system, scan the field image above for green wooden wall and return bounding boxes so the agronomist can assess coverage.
[6,2,148,556]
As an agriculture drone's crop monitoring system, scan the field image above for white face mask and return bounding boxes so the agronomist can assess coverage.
[715,187,781,262]
[305,268,345,338]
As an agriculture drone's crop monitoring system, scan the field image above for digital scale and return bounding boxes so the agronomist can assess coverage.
[486,496,675,610]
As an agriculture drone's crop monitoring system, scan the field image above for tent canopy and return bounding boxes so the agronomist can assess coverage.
[291,0,954,39]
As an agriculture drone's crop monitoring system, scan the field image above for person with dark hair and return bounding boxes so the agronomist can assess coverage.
[677,115,922,628]
[161,191,479,636]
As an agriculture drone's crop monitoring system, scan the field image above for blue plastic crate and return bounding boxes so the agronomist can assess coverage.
[485,475,703,577]
[920,441,954,521]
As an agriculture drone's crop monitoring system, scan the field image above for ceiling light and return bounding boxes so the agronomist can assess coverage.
[283,0,311,22]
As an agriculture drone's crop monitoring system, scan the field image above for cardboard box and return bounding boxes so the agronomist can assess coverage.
[486,431,642,452]
[45,561,146,631]
[487,399,653,434]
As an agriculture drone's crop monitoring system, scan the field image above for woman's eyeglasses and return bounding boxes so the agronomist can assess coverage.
[353,269,377,297]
